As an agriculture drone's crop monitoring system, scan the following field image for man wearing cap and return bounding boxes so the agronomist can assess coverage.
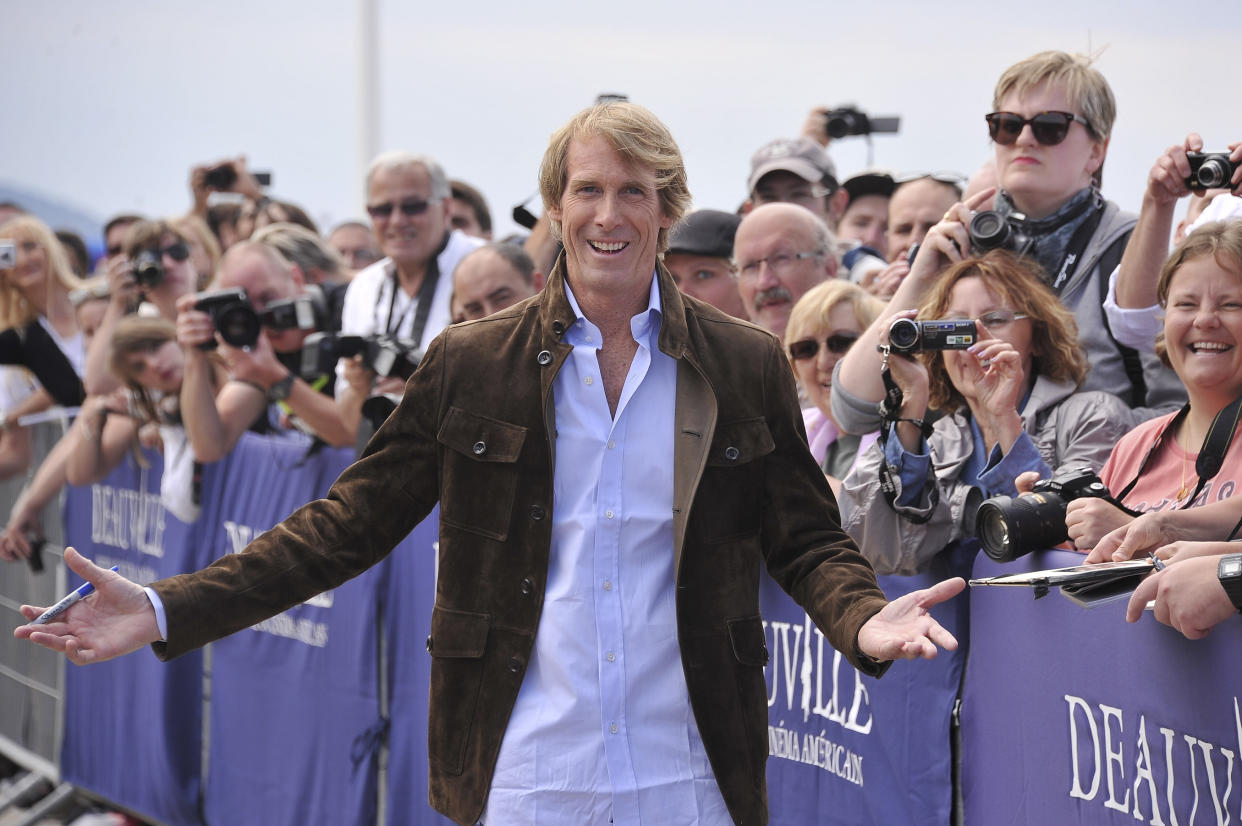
[664,209,745,318]
[747,137,847,229]
[837,171,895,284]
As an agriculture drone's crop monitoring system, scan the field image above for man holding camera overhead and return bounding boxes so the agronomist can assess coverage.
[175,241,355,456]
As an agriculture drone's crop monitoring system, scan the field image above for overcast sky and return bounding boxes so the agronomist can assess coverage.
[5,1,1241,246]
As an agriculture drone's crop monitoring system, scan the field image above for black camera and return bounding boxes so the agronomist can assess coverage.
[888,318,977,354]
[1186,152,1238,191]
[26,535,46,574]
[299,332,421,381]
[194,288,261,350]
[133,249,164,289]
[825,106,901,139]
[969,210,1035,257]
[976,468,1111,562]
[259,286,325,333]
[204,164,272,189]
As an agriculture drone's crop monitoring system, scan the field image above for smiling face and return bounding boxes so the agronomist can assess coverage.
[791,301,864,419]
[547,134,672,310]
[367,163,451,271]
[993,80,1104,220]
[1162,255,1242,410]
[940,275,1036,403]
[9,230,48,295]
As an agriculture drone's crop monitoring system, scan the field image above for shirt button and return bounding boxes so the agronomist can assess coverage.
[520,577,534,595]
[607,440,615,450]
[724,446,740,461]
[603,580,612,591]
[609,723,618,734]
[585,335,593,343]
[472,441,486,456]
[606,651,616,662]
[529,505,545,521]
[537,350,553,366]
[584,376,594,386]
[605,510,614,519]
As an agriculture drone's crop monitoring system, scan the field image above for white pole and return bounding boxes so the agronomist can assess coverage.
[356,0,379,216]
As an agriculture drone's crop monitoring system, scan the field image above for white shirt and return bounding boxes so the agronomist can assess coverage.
[482,275,730,825]
[335,229,481,394]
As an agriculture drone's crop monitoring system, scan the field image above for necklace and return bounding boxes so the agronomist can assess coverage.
[1175,423,1197,501]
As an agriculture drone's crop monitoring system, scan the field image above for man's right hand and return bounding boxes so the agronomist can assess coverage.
[14,547,161,665]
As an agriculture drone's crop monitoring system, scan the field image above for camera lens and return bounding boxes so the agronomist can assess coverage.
[976,493,1071,562]
[1196,157,1232,189]
[216,304,262,348]
[133,250,164,288]
[888,318,921,353]
[969,211,1011,252]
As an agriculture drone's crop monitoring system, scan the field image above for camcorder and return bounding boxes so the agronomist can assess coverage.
[299,332,421,381]
[824,106,901,139]
[192,287,327,351]
[888,318,977,354]
[969,210,1035,257]
[1185,152,1239,191]
[975,468,1112,562]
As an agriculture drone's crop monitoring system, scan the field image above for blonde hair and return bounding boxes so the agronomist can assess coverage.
[0,215,86,328]
[918,250,1086,412]
[538,102,690,254]
[173,214,222,290]
[784,280,884,361]
[108,315,177,425]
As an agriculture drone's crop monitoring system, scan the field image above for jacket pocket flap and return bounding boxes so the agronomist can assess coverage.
[428,606,491,658]
[707,418,775,466]
[438,406,526,463]
[727,615,770,666]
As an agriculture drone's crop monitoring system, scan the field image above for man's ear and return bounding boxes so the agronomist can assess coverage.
[829,188,849,225]
[531,270,546,292]
[288,263,306,290]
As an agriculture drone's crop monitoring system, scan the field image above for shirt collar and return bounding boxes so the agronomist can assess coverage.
[562,270,664,346]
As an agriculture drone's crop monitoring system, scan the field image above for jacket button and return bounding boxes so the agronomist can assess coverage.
[508,657,523,674]
[520,577,534,595]
[529,505,545,521]
[537,350,553,366]
[472,441,486,455]
[551,320,566,335]
[425,635,433,653]
[724,446,740,461]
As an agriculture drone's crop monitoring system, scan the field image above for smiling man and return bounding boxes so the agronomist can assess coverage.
[16,102,964,826]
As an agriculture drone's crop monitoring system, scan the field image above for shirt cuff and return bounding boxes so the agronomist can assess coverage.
[143,586,168,641]
[977,432,1050,497]
[883,427,932,507]
[1103,266,1162,350]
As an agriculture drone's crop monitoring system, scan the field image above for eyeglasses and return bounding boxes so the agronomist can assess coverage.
[986,111,1093,146]
[736,250,824,280]
[946,309,1029,329]
[789,332,860,361]
[366,198,439,220]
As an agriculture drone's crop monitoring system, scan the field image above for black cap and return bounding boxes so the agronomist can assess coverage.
[666,210,741,259]
[842,171,895,202]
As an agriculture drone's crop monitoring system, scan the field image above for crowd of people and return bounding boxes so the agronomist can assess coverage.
[4,45,1242,822]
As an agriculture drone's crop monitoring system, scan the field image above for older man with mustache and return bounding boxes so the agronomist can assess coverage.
[733,202,838,340]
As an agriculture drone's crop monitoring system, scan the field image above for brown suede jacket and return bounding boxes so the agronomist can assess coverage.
[150,259,890,825]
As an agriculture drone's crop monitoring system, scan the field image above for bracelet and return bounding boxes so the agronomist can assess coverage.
[894,417,935,439]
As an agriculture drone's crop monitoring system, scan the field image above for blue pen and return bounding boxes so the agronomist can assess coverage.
[1148,552,1166,572]
[33,565,119,625]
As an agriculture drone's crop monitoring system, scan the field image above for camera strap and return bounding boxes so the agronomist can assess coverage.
[1115,393,1242,508]
[875,346,939,524]
[1047,197,1105,295]
[381,232,449,345]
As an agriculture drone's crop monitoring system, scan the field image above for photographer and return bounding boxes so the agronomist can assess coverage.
[837,251,1132,575]
[84,219,200,395]
[176,242,352,459]
[1041,221,1242,550]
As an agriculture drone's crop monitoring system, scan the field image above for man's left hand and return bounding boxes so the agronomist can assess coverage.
[220,333,285,389]
[857,577,965,661]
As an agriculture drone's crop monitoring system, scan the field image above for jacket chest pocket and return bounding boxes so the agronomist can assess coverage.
[698,417,775,542]
[437,406,527,541]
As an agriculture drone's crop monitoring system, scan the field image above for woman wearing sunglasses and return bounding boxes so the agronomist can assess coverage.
[84,219,200,395]
[837,251,1131,576]
[784,280,884,495]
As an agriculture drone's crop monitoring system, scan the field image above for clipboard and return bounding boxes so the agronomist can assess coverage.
[969,559,1155,606]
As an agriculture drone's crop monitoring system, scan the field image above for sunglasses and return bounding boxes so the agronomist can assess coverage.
[366,198,438,220]
[142,241,190,262]
[789,332,860,361]
[986,111,1093,147]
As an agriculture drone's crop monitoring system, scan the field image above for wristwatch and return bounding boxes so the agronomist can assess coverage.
[267,372,295,402]
[1217,553,1242,613]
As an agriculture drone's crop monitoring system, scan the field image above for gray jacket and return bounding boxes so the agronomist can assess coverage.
[837,376,1135,575]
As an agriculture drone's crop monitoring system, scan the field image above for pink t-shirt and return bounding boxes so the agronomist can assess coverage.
[1100,410,1242,513]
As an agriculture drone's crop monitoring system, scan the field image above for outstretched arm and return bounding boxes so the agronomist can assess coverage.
[856,577,965,661]
[14,547,161,665]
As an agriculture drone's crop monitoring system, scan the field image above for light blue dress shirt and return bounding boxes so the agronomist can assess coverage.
[483,274,730,825]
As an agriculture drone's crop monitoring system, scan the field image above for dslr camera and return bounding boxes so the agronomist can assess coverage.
[824,105,901,139]
[204,164,273,190]
[133,249,165,289]
[968,210,1035,257]
[300,332,421,381]
[258,286,326,334]
[975,468,1111,562]
[1186,152,1239,191]
[888,318,977,354]
[193,288,261,350]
